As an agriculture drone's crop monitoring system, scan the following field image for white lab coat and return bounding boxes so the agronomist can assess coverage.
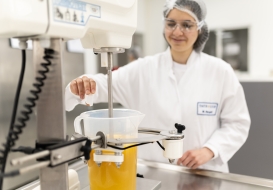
[65,48,251,173]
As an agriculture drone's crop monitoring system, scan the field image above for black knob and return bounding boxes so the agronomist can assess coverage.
[80,139,92,160]
[175,123,186,134]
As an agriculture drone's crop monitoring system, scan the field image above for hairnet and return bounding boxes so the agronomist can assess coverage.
[163,0,209,52]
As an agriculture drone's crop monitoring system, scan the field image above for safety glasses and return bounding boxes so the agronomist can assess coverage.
[164,18,204,33]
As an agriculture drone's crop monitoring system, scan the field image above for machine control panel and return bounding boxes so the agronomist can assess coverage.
[53,0,101,25]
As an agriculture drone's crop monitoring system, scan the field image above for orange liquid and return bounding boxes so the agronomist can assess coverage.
[88,147,137,190]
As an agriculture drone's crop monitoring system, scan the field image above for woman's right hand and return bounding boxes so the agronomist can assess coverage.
[70,76,96,99]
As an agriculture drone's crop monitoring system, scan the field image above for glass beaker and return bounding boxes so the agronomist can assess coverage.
[74,109,145,190]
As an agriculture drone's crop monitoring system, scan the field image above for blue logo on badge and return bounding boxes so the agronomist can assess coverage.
[197,102,218,116]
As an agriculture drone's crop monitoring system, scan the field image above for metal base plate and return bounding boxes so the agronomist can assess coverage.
[17,161,161,190]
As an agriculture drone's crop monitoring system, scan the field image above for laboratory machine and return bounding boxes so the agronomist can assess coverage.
[0,1,273,190]
[0,0,184,189]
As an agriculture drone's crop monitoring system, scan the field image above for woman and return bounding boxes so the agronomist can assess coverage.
[65,0,250,173]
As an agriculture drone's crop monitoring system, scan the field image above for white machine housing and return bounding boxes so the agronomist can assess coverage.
[0,0,137,49]
[162,139,183,159]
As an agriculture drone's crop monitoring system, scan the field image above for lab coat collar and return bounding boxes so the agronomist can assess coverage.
[164,47,201,79]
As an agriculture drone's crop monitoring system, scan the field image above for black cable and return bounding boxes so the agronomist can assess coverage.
[11,146,36,155]
[0,170,20,178]
[0,49,54,189]
[0,50,26,189]
[107,142,152,150]
[156,141,165,151]
[136,173,144,178]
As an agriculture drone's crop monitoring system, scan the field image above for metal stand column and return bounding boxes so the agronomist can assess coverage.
[33,39,68,190]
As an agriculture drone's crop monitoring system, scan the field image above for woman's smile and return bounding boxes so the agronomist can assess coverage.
[171,37,187,43]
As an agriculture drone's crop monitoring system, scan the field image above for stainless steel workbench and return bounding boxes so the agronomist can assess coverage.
[137,159,273,190]
[18,159,273,190]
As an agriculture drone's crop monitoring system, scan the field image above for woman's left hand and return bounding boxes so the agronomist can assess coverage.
[177,147,214,169]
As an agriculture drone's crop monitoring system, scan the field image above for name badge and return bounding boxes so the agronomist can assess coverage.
[197,102,218,116]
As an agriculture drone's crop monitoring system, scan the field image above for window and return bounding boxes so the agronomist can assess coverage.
[203,28,248,72]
